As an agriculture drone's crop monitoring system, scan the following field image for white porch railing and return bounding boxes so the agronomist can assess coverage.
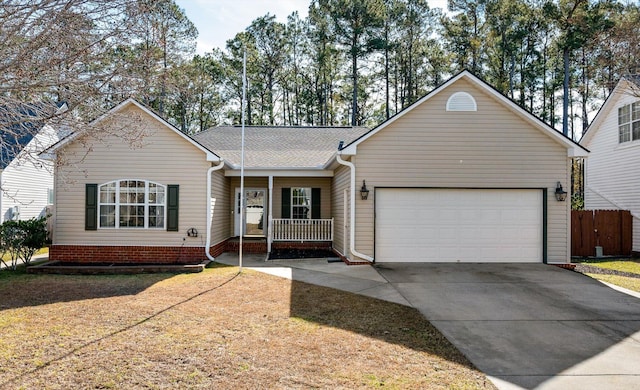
[272,218,333,241]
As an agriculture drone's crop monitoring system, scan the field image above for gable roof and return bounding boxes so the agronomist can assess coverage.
[1,103,60,169]
[194,126,369,169]
[340,70,589,157]
[44,98,220,162]
[581,76,640,146]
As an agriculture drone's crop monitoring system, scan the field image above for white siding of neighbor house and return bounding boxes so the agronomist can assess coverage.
[54,105,213,247]
[583,90,640,252]
[1,124,60,222]
[331,164,350,258]
[352,77,571,263]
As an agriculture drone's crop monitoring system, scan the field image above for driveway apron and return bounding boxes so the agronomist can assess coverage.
[373,263,640,390]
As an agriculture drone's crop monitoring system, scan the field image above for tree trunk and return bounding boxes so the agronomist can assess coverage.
[351,46,358,126]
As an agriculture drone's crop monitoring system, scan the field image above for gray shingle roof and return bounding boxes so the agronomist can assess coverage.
[193,126,369,168]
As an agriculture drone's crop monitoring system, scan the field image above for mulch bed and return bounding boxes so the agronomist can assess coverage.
[573,263,640,279]
[268,248,338,260]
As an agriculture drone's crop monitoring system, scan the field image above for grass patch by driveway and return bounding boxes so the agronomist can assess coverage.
[0,265,493,389]
[575,258,640,293]
[585,274,640,292]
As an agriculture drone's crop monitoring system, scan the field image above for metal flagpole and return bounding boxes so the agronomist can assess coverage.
[239,49,247,272]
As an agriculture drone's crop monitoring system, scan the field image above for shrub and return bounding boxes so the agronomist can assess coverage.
[0,217,48,270]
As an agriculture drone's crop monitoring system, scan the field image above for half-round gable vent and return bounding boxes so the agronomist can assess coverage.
[446,92,477,111]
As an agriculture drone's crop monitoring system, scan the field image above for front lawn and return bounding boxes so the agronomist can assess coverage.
[0,266,493,389]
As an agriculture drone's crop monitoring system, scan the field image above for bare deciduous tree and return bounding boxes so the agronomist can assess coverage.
[0,0,176,192]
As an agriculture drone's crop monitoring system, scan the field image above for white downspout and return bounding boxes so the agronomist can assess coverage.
[205,160,225,262]
[336,154,374,262]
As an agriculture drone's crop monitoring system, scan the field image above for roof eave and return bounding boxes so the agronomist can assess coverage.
[581,78,633,146]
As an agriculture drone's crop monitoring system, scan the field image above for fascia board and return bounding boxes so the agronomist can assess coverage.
[224,168,334,177]
[581,79,629,147]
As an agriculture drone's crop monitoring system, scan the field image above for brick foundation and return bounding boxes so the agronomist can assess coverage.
[49,239,346,264]
[225,240,268,253]
[50,240,228,265]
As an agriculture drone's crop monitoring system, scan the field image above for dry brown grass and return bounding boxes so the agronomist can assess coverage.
[0,265,494,389]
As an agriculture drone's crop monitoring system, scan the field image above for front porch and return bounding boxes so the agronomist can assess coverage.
[226,218,334,255]
[271,218,333,242]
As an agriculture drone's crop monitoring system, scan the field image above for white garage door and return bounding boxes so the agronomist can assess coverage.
[375,189,543,263]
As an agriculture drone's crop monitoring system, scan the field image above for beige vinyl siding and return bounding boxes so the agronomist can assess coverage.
[54,105,212,247]
[584,92,640,251]
[272,177,331,219]
[210,167,230,246]
[354,78,570,262]
[331,164,350,258]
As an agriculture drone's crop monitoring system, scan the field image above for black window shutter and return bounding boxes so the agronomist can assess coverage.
[311,188,321,219]
[281,188,291,219]
[167,185,179,231]
[85,184,97,230]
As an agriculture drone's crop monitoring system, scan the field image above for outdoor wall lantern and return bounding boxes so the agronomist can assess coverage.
[555,182,568,202]
[360,180,370,200]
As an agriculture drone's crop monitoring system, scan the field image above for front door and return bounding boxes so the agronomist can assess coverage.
[234,188,266,237]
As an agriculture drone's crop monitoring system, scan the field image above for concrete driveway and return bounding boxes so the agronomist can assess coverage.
[373,263,640,390]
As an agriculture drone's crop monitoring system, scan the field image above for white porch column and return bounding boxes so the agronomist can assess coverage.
[268,175,273,253]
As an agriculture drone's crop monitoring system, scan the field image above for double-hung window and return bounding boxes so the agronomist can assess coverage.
[291,187,311,219]
[618,102,640,143]
[98,180,166,228]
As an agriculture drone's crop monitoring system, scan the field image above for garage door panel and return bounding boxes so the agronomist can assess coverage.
[376,189,543,263]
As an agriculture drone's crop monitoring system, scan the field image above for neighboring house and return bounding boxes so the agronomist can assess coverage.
[581,76,640,254]
[0,104,65,223]
[45,71,587,265]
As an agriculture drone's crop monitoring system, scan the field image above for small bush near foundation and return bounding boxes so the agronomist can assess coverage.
[0,217,48,270]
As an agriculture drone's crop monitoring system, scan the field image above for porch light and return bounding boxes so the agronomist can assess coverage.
[555,182,568,202]
[360,180,370,200]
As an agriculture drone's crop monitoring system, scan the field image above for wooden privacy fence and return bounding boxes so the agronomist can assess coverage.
[572,210,632,257]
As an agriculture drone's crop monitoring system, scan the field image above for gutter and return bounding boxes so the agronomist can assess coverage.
[336,154,374,263]
[205,160,226,262]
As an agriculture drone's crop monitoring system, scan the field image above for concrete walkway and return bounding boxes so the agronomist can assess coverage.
[215,253,640,390]
[0,253,50,270]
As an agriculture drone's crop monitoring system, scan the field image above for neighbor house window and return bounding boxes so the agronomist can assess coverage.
[98,180,165,228]
[618,102,640,143]
[291,187,311,219]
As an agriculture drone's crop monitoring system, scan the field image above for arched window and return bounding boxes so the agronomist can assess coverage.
[98,180,166,228]
[446,92,477,112]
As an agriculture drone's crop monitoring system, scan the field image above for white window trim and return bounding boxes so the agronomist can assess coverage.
[291,187,312,220]
[446,91,477,112]
[98,179,166,229]
[618,101,640,144]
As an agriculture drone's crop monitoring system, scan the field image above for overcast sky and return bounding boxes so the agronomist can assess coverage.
[176,0,449,55]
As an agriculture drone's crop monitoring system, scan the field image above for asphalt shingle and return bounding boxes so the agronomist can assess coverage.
[193,126,369,168]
